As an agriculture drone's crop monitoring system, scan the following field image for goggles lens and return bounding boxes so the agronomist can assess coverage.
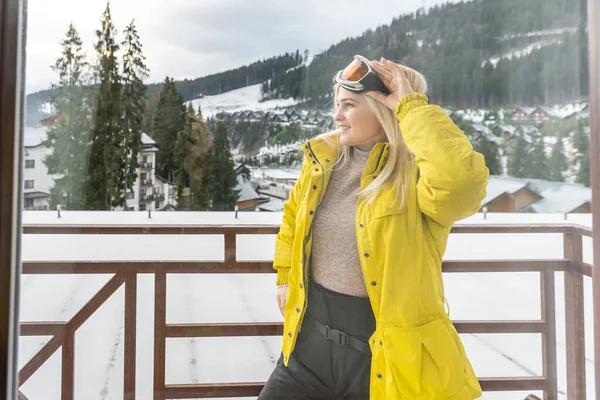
[340,59,369,81]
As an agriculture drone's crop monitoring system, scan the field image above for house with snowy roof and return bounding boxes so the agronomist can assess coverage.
[511,107,537,120]
[22,116,175,212]
[482,175,592,213]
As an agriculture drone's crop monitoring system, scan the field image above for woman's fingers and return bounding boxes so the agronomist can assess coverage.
[277,286,288,316]
[371,61,394,85]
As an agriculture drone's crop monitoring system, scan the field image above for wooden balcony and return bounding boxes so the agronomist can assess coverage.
[18,220,594,400]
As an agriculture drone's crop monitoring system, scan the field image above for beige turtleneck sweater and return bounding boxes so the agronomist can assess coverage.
[309,143,375,297]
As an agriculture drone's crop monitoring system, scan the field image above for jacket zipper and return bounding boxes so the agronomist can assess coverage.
[299,142,325,330]
[356,145,386,317]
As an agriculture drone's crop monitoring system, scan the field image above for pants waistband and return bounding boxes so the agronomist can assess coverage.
[306,278,375,339]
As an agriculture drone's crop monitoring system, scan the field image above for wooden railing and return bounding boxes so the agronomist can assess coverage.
[18,222,593,400]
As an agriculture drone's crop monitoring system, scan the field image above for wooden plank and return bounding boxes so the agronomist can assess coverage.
[21,222,593,237]
[21,260,570,275]
[165,320,545,338]
[563,233,586,399]
[61,329,74,400]
[153,267,166,400]
[124,273,137,400]
[541,270,558,400]
[19,321,65,336]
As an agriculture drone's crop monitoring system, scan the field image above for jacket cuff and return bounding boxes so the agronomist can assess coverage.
[394,93,429,122]
[276,268,290,286]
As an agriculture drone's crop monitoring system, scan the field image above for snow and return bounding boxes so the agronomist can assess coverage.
[141,133,156,145]
[499,27,578,41]
[17,211,596,400]
[234,180,261,203]
[186,84,300,118]
[498,123,517,135]
[251,167,301,181]
[483,39,562,68]
[258,199,285,212]
[23,125,48,148]
[285,55,315,73]
[529,184,592,213]
[482,176,529,206]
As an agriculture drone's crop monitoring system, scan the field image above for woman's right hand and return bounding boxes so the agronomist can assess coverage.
[277,285,288,316]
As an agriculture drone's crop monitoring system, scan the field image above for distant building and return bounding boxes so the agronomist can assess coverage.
[482,176,592,214]
[22,116,175,211]
[233,164,270,211]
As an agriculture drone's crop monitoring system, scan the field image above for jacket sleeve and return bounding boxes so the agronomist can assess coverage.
[395,93,489,227]
[273,157,309,285]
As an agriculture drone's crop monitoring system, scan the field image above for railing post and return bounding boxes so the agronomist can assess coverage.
[154,267,166,400]
[124,272,137,399]
[224,232,237,264]
[563,233,586,399]
[61,328,74,400]
[540,269,558,400]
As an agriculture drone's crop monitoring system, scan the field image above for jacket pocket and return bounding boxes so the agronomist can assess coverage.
[373,188,407,219]
[382,318,467,399]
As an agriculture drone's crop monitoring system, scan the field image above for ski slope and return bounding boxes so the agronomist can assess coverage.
[186,84,300,118]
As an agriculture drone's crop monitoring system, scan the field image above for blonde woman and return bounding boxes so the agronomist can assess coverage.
[259,55,488,400]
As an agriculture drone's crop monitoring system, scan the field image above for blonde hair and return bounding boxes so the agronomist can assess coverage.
[320,63,428,211]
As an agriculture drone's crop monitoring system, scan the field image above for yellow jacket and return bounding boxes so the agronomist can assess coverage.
[273,93,488,399]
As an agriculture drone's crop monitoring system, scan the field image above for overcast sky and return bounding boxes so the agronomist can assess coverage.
[25,0,453,94]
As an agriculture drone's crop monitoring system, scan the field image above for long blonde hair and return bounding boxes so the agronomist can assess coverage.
[320,63,428,210]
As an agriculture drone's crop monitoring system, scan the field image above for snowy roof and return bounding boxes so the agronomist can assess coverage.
[253,168,301,180]
[527,184,591,213]
[514,107,536,115]
[537,106,573,119]
[483,175,593,213]
[23,126,48,148]
[471,124,503,144]
[24,191,49,199]
[154,174,173,185]
[258,199,285,212]
[141,133,156,145]
[234,180,261,202]
[472,124,492,135]
[482,176,531,206]
[497,124,517,134]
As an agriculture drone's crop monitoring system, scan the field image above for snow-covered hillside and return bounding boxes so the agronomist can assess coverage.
[186,84,299,118]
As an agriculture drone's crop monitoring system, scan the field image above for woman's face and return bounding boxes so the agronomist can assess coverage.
[334,86,386,147]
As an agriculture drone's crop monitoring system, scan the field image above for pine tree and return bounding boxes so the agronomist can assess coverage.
[548,138,567,182]
[43,24,92,210]
[121,19,149,201]
[174,104,212,210]
[508,130,530,178]
[475,137,502,175]
[153,77,185,181]
[526,131,549,180]
[573,121,590,186]
[203,120,238,211]
[84,3,124,210]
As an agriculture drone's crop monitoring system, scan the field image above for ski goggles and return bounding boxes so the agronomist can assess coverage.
[332,55,391,95]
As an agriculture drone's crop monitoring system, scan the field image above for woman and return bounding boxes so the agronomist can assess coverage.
[259,55,488,400]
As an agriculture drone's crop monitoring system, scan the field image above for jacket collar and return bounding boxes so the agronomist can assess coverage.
[302,131,390,176]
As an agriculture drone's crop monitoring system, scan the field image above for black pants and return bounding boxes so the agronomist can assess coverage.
[259,279,376,400]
